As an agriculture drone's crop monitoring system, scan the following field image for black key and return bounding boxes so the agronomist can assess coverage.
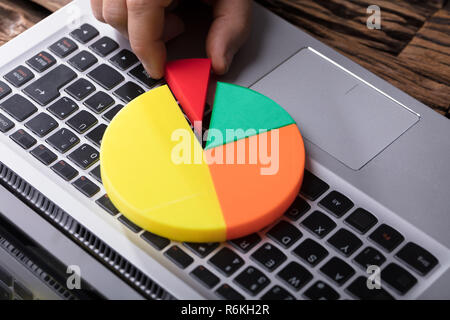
[347,276,394,300]
[320,257,355,285]
[285,196,310,221]
[68,144,99,169]
[30,144,57,166]
[89,166,102,183]
[65,79,96,101]
[396,242,438,276]
[183,242,219,258]
[261,286,295,300]
[0,81,11,100]
[51,160,78,181]
[369,224,404,252]
[277,262,313,291]
[89,37,119,57]
[118,215,142,233]
[267,220,302,248]
[46,128,79,153]
[69,51,98,72]
[84,92,114,114]
[96,194,119,216]
[103,104,124,122]
[86,124,107,147]
[251,243,287,271]
[72,176,100,198]
[10,129,36,149]
[209,248,244,276]
[0,113,14,133]
[304,281,340,300]
[301,211,336,238]
[300,170,329,200]
[234,267,270,296]
[229,233,261,253]
[26,51,56,73]
[66,110,98,133]
[215,284,245,300]
[0,94,37,121]
[164,246,194,269]
[381,263,417,295]
[344,208,378,234]
[114,82,145,103]
[4,65,34,87]
[319,191,353,217]
[354,247,386,270]
[293,238,328,267]
[70,23,99,43]
[88,64,124,90]
[140,231,170,251]
[190,266,220,289]
[129,64,159,88]
[25,113,58,137]
[49,37,78,58]
[47,97,78,120]
[110,49,139,70]
[327,229,362,257]
[24,65,77,106]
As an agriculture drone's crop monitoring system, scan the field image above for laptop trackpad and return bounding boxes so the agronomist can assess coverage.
[250,48,419,170]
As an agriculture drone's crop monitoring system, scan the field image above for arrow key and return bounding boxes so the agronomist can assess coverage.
[70,23,99,44]
[69,51,98,72]
[110,49,139,70]
[89,36,119,57]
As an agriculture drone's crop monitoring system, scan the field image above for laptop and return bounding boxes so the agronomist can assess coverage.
[0,0,448,300]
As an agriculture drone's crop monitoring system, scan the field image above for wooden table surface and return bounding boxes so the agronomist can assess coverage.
[0,0,449,117]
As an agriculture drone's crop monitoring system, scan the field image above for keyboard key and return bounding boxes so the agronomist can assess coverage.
[261,286,295,300]
[293,238,328,267]
[68,51,98,72]
[96,194,119,216]
[327,229,362,257]
[319,191,353,217]
[26,51,56,73]
[301,211,336,238]
[251,243,287,271]
[190,266,220,289]
[72,176,100,198]
[65,79,96,101]
[118,215,142,233]
[25,113,58,137]
[46,128,79,153]
[10,129,36,149]
[30,144,57,166]
[88,64,124,90]
[229,233,261,253]
[84,92,114,114]
[0,94,37,121]
[277,262,313,291]
[49,37,78,58]
[0,113,14,133]
[183,242,219,258]
[304,281,340,300]
[86,124,107,147]
[209,247,244,276]
[164,246,194,269]
[369,224,404,252]
[347,276,394,300]
[0,81,11,100]
[215,284,245,300]
[344,208,378,234]
[129,64,159,87]
[381,263,417,295]
[234,267,270,296]
[140,231,170,250]
[66,110,98,134]
[354,247,386,270]
[110,49,139,70]
[89,36,119,57]
[47,97,78,120]
[89,165,102,183]
[267,220,302,248]
[4,65,34,87]
[320,257,355,285]
[114,82,145,103]
[300,170,329,200]
[51,160,78,181]
[284,196,310,221]
[103,104,124,122]
[396,242,438,276]
[70,23,99,43]
[68,144,99,169]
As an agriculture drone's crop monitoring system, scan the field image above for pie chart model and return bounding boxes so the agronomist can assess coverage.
[100,59,305,242]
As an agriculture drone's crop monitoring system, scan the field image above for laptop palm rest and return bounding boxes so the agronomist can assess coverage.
[250,47,419,170]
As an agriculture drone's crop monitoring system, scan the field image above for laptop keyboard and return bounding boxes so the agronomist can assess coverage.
[0,23,441,300]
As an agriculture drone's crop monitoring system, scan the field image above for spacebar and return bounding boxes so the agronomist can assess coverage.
[23,65,77,106]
